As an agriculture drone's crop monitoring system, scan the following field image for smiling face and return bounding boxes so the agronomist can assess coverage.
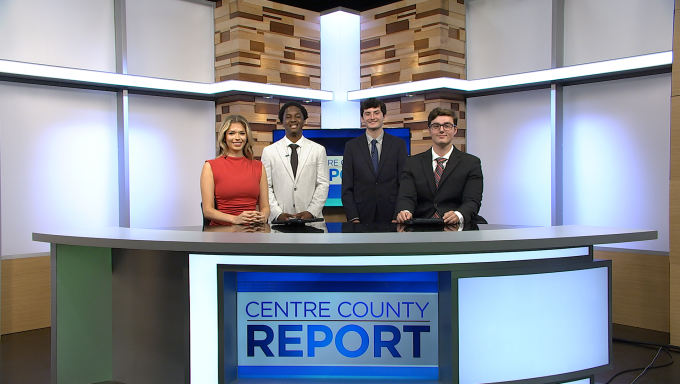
[361,107,385,132]
[225,122,247,156]
[282,106,305,141]
[429,115,457,149]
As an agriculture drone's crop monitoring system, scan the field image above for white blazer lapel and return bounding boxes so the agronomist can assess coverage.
[297,137,313,182]
[276,139,296,182]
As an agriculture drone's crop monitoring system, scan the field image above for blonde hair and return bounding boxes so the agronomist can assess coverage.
[216,114,255,159]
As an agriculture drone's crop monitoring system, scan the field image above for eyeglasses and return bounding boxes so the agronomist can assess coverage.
[429,123,456,131]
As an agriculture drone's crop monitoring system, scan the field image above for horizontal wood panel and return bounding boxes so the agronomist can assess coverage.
[1,256,51,335]
[674,12,680,96]
[321,207,347,223]
[360,0,466,88]
[595,250,669,333]
[672,265,680,345]
[214,0,320,86]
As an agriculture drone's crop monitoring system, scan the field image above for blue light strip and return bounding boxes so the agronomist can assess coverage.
[235,271,438,292]
[237,271,439,282]
[238,365,438,379]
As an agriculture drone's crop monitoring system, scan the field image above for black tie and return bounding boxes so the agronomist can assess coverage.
[289,144,299,178]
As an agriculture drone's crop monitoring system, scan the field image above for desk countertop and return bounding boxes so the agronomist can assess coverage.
[33,224,657,256]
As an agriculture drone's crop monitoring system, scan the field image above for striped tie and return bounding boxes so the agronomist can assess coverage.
[432,157,446,218]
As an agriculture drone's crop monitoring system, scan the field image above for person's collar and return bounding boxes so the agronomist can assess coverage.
[366,130,384,144]
[284,135,304,147]
[431,145,454,161]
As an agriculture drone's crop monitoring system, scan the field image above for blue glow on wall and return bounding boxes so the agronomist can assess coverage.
[563,75,671,252]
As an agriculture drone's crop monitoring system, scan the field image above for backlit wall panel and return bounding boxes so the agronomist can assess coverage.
[126,0,215,82]
[465,0,552,80]
[0,0,115,72]
[128,95,215,229]
[321,10,360,129]
[563,74,671,252]
[459,267,609,384]
[0,83,119,257]
[564,0,674,66]
[466,89,552,226]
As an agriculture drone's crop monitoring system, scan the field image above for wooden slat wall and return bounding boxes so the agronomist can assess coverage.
[214,0,321,89]
[388,92,467,154]
[360,0,466,89]
[359,0,468,153]
[595,250,670,333]
[1,257,51,335]
[214,0,469,153]
[215,93,467,157]
[670,1,680,345]
[215,96,321,157]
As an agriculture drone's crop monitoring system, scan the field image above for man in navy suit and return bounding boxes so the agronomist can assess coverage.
[395,107,484,226]
[341,98,408,223]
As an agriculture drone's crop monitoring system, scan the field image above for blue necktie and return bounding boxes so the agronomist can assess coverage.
[371,139,379,174]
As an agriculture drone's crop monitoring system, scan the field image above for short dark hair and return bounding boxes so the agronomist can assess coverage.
[427,107,457,126]
[360,98,387,116]
[279,101,308,123]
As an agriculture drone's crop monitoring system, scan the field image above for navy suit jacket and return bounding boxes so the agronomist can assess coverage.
[395,146,484,224]
[341,132,408,223]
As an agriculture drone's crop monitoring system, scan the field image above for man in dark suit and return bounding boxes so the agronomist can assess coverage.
[395,107,484,226]
[342,98,408,223]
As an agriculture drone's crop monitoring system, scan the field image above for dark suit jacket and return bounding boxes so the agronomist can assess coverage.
[395,146,484,224]
[341,132,408,223]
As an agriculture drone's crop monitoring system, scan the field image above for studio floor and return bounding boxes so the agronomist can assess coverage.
[1,325,679,384]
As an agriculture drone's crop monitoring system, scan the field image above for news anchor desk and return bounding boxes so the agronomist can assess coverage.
[33,224,656,384]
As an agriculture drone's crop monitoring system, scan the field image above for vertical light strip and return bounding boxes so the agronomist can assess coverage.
[320,8,361,128]
[114,0,130,227]
[551,85,564,226]
[189,254,220,384]
[0,83,2,341]
[116,91,130,227]
[551,0,565,226]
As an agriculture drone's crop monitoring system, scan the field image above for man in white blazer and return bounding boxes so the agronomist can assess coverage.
[261,101,329,222]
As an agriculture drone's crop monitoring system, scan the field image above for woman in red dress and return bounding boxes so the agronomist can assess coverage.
[200,115,269,225]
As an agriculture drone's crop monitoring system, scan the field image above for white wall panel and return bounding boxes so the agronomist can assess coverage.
[466,0,552,80]
[563,74,671,252]
[564,0,674,66]
[0,82,119,257]
[459,267,609,383]
[126,0,215,83]
[128,95,215,229]
[466,89,552,226]
[321,11,361,128]
[0,0,115,71]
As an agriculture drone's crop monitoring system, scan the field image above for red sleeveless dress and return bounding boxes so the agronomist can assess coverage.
[206,156,262,225]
